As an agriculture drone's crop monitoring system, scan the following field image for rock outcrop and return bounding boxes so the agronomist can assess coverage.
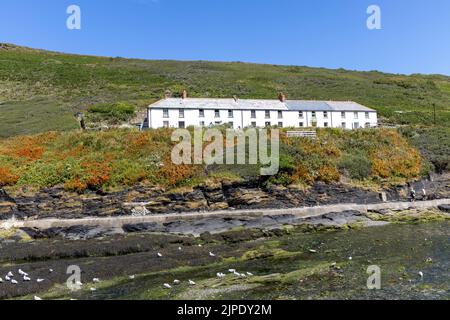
[0,174,448,221]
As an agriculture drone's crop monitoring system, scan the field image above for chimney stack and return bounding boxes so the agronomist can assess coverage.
[182,90,188,99]
[278,92,286,102]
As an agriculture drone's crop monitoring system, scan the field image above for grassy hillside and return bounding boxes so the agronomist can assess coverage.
[0,128,423,192]
[0,43,449,138]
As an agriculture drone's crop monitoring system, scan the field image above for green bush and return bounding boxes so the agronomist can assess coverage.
[88,102,136,123]
[338,152,372,180]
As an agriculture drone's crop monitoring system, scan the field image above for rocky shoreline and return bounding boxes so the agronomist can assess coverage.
[1,174,449,222]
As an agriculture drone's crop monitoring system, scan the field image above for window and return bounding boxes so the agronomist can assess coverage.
[278,122,283,128]
[324,111,328,119]
[251,110,256,119]
[278,111,283,119]
[265,121,271,127]
[324,122,329,128]
[312,111,317,118]
[163,109,169,118]
[299,122,304,127]
[354,112,359,119]
[215,110,220,118]
[299,111,304,118]
[178,121,185,129]
[341,122,346,129]
[353,122,360,129]
[251,122,257,128]
[199,121,205,127]
[215,121,222,125]
[265,110,270,119]
[179,109,184,118]
[228,110,234,118]
[365,112,370,119]
[341,112,346,119]
[163,121,169,128]
[365,122,371,128]
[199,109,205,118]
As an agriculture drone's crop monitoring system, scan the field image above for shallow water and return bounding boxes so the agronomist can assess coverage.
[83,221,450,300]
[2,221,449,300]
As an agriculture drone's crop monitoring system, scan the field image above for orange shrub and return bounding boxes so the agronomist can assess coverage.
[317,166,340,183]
[64,178,88,193]
[157,157,198,187]
[81,160,112,190]
[292,164,315,184]
[0,167,19,187]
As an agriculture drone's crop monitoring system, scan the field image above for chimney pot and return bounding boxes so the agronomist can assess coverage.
[278,92,286,102]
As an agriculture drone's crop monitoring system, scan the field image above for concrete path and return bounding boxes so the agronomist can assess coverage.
[1,198,449,231]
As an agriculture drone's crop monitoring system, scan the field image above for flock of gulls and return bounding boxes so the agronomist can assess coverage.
[0,268,51,300]
[158,248,255,290]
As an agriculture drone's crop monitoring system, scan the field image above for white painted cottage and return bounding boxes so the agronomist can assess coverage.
[147,92,377,130]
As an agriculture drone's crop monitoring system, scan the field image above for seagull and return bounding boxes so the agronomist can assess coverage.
[198,244,202,247]
[233,271,241,277]
[419,271,424,278]
[157,253,163,257]
[163,283,172,289]
[23,275,31,282]
[129,275,135,280]
[93,278,100,283]
[217,272,226,278]
[229,269,236,273]
[246,272,254,277]
[34,296,42,301]
[209,252,216,257]
[49,269,54,273]
[240,273,247,278]
[37,279,45,283]
[19,269,28,276]
[0,277,3,283]
[11,279,18,284]
[90,287,97,292]
[348,257,353,260]
[7,271,13,277]
[178,247,182,251]
[188,280,196,286]
[309,249,317,253]
[173,279,181,285]
[5,275,11,281]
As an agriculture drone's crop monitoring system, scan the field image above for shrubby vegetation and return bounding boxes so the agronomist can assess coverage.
[87,102,136,124]
[0,128,424,192]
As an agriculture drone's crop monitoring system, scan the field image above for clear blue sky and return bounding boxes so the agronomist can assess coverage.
[1,0,449,75]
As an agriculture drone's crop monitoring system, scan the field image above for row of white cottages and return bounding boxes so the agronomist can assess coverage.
[147,93,378,130]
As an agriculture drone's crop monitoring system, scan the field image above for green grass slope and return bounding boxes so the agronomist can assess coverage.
[0,43,449,138]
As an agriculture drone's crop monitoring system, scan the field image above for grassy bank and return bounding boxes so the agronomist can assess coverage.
[0,128,424,192]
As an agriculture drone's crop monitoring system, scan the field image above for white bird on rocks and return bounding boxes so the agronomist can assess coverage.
[209,252,216,257]
[5,275,11,281]
[157,252,163,257]
[23,275,31,282]
[198,244,203,247]
[37,279,45,283]
[34,296,42,301]
[419,271,424,278]
[163,283,172,289]
[129,275,135,280]
[93,278,100,283]
[246,272,254,277]
[229,269,236,273]
[217,272,226,278]
[348,257,353,261]
[0,277,3,283]
[90,287,97,292]
[7,271,13,277]
[188,280,196,286]
[19,269,28,276]
[11,279,18,284]
[240,273,247,278]
[49,269,54,273]
[178,247,182,251]
[173,279,181,285]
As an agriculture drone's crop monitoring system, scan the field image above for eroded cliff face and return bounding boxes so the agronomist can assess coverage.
[0,174,449,221]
